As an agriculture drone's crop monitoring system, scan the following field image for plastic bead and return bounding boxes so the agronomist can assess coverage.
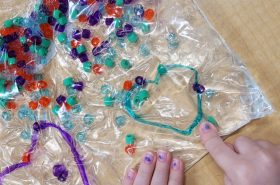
[104,57,115,68]
[141,23,151,34]
[53,164,69,182]
[71,104,82,113]
[116,0,124,6]
[144,9,155,21]
[53,9,63,19]
[115,115,126,127]
[41,39,51,48]
[39,89,50,97]
[157,64,168,75]
[15,76,26,86]
[100,84,111,95]
[114,18,122,28]
[37,80,48,89]
[77,44,86,54]
[63,120,74,131]
[105,18,114,26]
[58,33,67,43]
[21,152,31,163]
[83,114,95,126]
[125,144,136,156]
[2,110,12,121]
[104,96,114,107]
[56,95,67,105]
[29,101,38,110]
[8,57,16,65]
[125,134,135,145]
[82,29,91,39]
[134,4,144,17]
[6,101,17,110]
[92,64,103,75]
[76,132,87,143]
[71,9,79,19]
[66,96,77,106]
[138,89,149,101]
[120,59,131,70]
[57,16,68,25]
[135,76,146,86]
[20,130,31,140]
[3,19,13,28]
[127,32,138,43]
[205,89,216,99]
[78,14,88,23]
[83,62,92,72]
[139,44,150,56]
[91,37,100,47]
[63,77,74,87]
[123,80,133,91]
[19,36,27,44]
[52,105,60,115]
[39,96,51,107]
[192,83,205,94]
[66,86,77,96]
[72,82,84,91]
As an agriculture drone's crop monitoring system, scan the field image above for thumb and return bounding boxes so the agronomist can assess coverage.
[199,122,237,172]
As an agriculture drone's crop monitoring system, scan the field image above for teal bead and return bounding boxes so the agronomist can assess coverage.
[61,112,71,122]
[127,32,139,43]
[3,19,13,28]
[157,64,168,75]
[66,86,77,96]
[19,36,27,44]
[83,62,92,72]
[27,110,35,121]
[83,114,94,126]
[71,9,79,19]
[104,57,115,68]
[205,89,216,99]
[76,132,87,143]
[0,98,7,108]
[41,39,51,48]
[107,47,117,59]
[2,111,12,121]
[100,84,111,95]
[58,33,67,44]
[114,18,122,28]
[71,104,82,113]
[115,115,126,127]
[116,0,124,6]
[94,55,104,64]
[57,16,68,25]
[0,85,6,94]
[167,33,179,49]
[39,89,50,97]
[104,96,114,107]
[125,134,135,145]
[18,106,29,119]
[77,45,86,54]
[141,23,151,34]
[138,90,149,101]
[7,57,16,65]
[53,9,63,19]
[63,77,74,87]
[63,120,74,131]
[139,44,150,56]
[33,74,43,80]
[0,53,8,62]
[52,105,60,115]
[30,91,41,101]
[13,17,24,26]
[20,130,31,140]
[30,45,37,53]
[66,96,77,106]
[120,59,132,70]
[38,47,48,57]
[0,37,4,47]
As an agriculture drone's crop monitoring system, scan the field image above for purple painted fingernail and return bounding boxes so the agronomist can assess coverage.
[172,159,180,170]
[202,122,211,132]
[158,150,167,162]
[127,169,136,180]
[144,152,154,164]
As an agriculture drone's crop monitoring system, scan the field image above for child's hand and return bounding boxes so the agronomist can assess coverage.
[199,122,280,185]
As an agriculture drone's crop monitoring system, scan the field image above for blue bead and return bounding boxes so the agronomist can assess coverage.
[18,105,29,119]
[100,84,111,95]
[83,114,94,126]
[63,120,74,131]
[71,104,82,114]
[2,111,12,121]
[20,130,31,140]
[76,132,87,143]
[139,44,150,57]
[134,4,144,17]
[115,115,126,127]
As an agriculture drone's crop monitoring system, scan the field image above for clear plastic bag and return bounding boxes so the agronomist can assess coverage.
[0,0,273,184]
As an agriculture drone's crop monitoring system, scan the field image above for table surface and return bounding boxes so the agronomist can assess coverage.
[186,0,280,184]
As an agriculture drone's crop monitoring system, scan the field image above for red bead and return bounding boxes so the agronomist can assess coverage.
[64,103,72,111]
[25,81,37,92]
[43,0,60,12]
[6,101,17,110]
[37,80,48,89]
[39,96,51,107]
[40,23,54,40]
[71,40,81,48]
[22,152,31,163]
[29,101,38,110]
[125,144,136,156]
[78,14,88,23]
[144,9,155,21]
[123,80,133,91]
[92,64,103,75]
[91,37,100,47]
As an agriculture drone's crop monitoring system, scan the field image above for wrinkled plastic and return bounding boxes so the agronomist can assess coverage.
[0,0,273,184]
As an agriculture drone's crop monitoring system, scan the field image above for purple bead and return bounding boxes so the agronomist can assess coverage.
[88,16,98,26]
[30,36,42,45]
[24,28,32,37]
[124,0,133,4]
[124,24,133,33]
[79,0,87,6]
[55,24,66,32]
[192,83,205,94]
[73,81,84,91]
[92,47,102,56]
[23,44,29,52]
[93,10,102,21]
[70,48,78,59]
[78,53,89,63]
[108,0,116,3]
[116,29,126,37]
[48,16,57,26]
[53,164,68,182]
[100,40,110,49]
[15,76,26,86]
[59,4,68,14]
[135,76,146,86]
[17,60,26,68]
[82,29,91,39]
[56,95,66,105]
[72,30,81,40]
[8,50,16,58]
[105,18,114,26]
[40,4,51,15]
[33,122,40,132]
[30,11,37,19]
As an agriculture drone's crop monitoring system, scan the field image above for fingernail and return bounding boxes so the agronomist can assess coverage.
[158,150,167,162]
[127,169,136,180]
[144,152,154,164]
[201,122,211,133]
[171,158,180,170]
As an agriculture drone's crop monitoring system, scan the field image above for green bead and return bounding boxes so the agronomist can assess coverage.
[71,9,79,19]
[120,59,131,70]
[3,19,13,28]
[41,39,51,48]
[83,62,92,72]
[57,15,68,25]
[58,33,67,43]
[8,57,16,65]
[125,134,135,145]
[53,9,63,19]
[63,77,74,87]
[19,36,27,44]
[138,90,149,101]
[52,105,60,115]
[77,45,86,54]
[0,53,8,62]
[157,64,168,75]
[127,32,139,43]
[38,47,47,57]
[116,0,124,6]
[66,96,78,106]
[13,17,23,26]
[104,57,115,68]
[104,96,114,107]
[30,45,37,53]
[141,23,151,34]
[114,18,122,28]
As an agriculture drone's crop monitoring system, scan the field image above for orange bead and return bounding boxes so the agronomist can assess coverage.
[39,96,51,107]
[40,23,54,40]
[105,4,115,15]
[78,14,88,23]
[25,81,37,92]
[29,101,38,110]
[22,152,31,163]
[123,80,133,91]
[64,103,72,111]
[144,9,155,21]
[114,7,123,18]
[6,101,17,110]
[71,40,81,48]
[91,37,100,47]
[87,0,96,4]
[92,64,103,75]
[37,80,48,89]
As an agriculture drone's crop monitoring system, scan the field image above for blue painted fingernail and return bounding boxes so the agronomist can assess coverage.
[172,159,180,170]
[144,152,154,164]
